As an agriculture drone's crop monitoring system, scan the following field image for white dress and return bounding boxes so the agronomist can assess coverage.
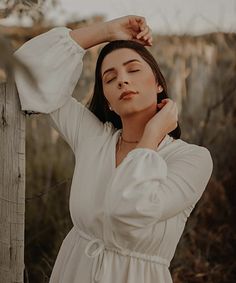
[13,27,213,283]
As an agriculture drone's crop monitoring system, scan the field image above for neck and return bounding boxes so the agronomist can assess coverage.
[120,104,157,143]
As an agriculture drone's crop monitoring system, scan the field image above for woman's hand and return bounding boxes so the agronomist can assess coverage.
[106,15,153,46]
[146,98,178,136]
[137,99,178,149]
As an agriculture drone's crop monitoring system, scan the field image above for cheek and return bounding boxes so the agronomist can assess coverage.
[140,76,157,103]
[144,75,156,86]
[103,86,115,103]
[140,75,157,98]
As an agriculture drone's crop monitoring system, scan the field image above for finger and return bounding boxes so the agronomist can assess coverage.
[157,106,165,110]
[162,98,175,106]
[145,40,153,46]
[143,36,153,46]
[144,33,152,41]
[135,16,146,26]
[143,28,152,41]
[129,17,140,32]
[137,25,152,40]
[160,98,170,104]
[132,37,152,46]
[147,38,153,46]
[161,98,170,101]
[161,99,174,109]
[131,16,146,32]
[160,100,168,105]
[142,36,153,46]
[135,17,148,33]
[136,26,149,39]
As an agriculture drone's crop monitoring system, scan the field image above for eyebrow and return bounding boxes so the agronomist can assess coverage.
[102,59,141,78]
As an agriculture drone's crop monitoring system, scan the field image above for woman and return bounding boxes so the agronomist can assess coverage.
[14,15,213,283]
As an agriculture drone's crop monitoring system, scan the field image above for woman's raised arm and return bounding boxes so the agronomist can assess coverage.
[69,15,153,49]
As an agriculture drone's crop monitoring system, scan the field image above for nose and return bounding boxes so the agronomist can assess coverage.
[118,81,129,89]
[117,70,130,89]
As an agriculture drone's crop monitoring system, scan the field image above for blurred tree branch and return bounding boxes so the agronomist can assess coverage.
[0,0,57,85]
[0,32,38,86]
[199,77,236,146]
[0,1,45,22]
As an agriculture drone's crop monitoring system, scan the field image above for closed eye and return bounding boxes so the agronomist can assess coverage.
[106,70,140,83]
[106,78,115,83]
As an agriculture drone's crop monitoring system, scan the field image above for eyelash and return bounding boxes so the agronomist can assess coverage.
[106,70,140,83]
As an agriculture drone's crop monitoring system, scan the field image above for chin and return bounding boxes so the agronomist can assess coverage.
[120,106,147,117]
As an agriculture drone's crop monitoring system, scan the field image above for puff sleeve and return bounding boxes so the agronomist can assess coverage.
[104,145,213,232]
[13,27,106,153]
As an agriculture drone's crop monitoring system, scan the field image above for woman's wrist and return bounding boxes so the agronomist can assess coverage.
[69,22,110,49]
[135,139,157,150]
[136,130,165,150]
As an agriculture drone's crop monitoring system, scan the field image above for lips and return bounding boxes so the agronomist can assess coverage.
[120,90,138,100]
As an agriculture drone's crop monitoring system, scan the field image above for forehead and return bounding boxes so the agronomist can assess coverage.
[101,48,145,70]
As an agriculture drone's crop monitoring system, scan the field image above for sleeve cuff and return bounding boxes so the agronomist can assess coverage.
[127,147,159,157]
[63,27,87,56]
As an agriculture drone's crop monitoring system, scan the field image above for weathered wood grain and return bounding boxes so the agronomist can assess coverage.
[0,77,25,283]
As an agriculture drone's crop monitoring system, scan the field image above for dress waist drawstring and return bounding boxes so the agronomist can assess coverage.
[74,225,170,282]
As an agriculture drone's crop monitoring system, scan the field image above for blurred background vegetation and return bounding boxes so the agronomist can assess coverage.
[0,1,236,282]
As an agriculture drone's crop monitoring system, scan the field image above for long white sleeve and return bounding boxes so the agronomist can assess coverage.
[13,27,108,153]
[105,144,213,233]
[14,27,86,113]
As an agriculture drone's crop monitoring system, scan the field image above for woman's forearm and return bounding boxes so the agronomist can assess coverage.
[69,22,110,49]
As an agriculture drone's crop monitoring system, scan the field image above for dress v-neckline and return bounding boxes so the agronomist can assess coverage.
[113,129,122,170]
[112,129,170,171]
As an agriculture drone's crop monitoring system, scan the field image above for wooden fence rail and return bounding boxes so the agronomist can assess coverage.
[0,77,25,283]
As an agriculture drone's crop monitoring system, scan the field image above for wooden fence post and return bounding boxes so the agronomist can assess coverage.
[0,76,25,283]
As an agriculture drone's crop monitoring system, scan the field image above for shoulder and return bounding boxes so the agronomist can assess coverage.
[177,138,212,160]
[163,136,213,171]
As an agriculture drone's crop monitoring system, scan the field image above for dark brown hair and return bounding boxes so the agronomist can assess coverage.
[88,40,181,139]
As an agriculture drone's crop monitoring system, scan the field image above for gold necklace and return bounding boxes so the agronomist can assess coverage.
[117,130,166,153]
[117,131,139,153]
[121,135,139,143]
